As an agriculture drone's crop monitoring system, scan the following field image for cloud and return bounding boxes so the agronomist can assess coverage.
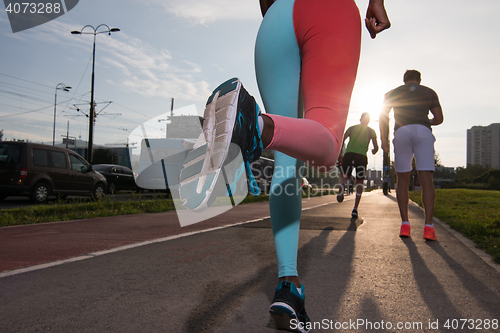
[146,0,260,24]
[99,34,212,101]
[13,19,213,103]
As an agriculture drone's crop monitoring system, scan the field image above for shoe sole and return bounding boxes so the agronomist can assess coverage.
[179,78,241,211]
[269,302,310,333]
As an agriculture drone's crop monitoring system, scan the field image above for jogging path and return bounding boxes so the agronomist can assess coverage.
[1,190,499,332]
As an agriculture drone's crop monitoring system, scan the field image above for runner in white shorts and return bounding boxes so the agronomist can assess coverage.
[380,70,444,240]
[393,124,435,173]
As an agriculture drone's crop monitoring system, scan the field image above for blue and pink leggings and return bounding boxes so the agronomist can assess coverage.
[254,0,361,277]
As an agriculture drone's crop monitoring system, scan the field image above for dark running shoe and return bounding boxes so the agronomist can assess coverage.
[179,78,263,211]
[351,208,358,218]
[269,281,311,332]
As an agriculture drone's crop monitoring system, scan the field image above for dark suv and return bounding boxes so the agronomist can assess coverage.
[0,141,107,203]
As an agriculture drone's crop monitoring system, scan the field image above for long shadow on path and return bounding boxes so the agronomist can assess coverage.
[403,238,462,321]
[184,223,345,332]
[427,241,500,318]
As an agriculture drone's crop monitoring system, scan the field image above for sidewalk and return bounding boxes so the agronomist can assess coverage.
[1,191,500,332]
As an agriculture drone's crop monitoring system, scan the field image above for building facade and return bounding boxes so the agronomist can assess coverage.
[166,115,203,139]
[467,123,500,168]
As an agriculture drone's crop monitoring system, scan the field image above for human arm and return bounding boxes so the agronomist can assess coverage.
[379,106,391,152]
[371,131,379,155]
[429,106,443,126]
[365,0,391,39]
[260,0,275,17]
[342,127,352,147]
[338,127,352,159]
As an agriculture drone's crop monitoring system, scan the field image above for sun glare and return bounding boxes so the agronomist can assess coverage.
[350,81,387,124]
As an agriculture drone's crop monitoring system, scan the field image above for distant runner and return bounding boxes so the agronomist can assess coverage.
[337,112,379,219]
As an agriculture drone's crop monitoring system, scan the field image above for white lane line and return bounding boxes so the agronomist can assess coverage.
[0,193,372,279]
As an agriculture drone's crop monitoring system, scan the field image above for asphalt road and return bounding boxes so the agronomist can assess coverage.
[1,191,500,332]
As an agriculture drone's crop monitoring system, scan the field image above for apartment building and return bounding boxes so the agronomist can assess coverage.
[467,123,500,168]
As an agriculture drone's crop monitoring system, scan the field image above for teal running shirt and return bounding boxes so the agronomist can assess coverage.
[345,124,377,156]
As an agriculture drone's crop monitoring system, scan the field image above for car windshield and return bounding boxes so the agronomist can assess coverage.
[0,143,21,164]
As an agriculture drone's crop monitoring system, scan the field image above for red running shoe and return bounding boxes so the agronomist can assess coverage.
[423,226,437,240]
[399,224,411,237]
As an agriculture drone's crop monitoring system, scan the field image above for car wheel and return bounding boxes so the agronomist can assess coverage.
[108,182,116,194]
[31,183,50,204]
[92,183,106,201]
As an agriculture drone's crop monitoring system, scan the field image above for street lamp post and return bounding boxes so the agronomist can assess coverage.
[53,83,71,145]
[71,24,120,163]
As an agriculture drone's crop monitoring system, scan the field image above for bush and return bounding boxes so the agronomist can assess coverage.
[473,169,500,183]
[473,169,500,190]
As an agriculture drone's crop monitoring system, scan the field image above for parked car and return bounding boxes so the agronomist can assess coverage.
[92,164,140,193]
[0,141,107,203]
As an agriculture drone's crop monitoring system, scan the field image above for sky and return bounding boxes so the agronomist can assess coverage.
[1,0,499,170]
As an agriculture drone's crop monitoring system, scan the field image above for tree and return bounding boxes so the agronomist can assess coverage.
[435,152,444,168]
[0,129,3,141]
[473,169,500,190]
[454,164,490,184]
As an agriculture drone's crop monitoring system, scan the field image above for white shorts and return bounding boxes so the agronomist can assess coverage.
[393,124,436,173]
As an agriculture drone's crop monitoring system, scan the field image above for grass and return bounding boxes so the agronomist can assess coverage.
[0,187,336,227]
[409,189,500,264]
[0,196,177,227]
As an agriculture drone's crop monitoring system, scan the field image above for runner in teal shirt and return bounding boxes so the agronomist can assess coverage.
[337,112,378,218]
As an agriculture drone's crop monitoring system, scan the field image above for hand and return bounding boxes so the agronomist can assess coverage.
[381,140,390,152]
[365,0,391,39]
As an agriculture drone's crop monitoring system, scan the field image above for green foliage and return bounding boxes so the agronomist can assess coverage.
[448,165,500,190]
[473,169,500,190]
[454,164,490,184]
[409,189,500,264]
[434,152,444,168]
[0,197,176,227]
